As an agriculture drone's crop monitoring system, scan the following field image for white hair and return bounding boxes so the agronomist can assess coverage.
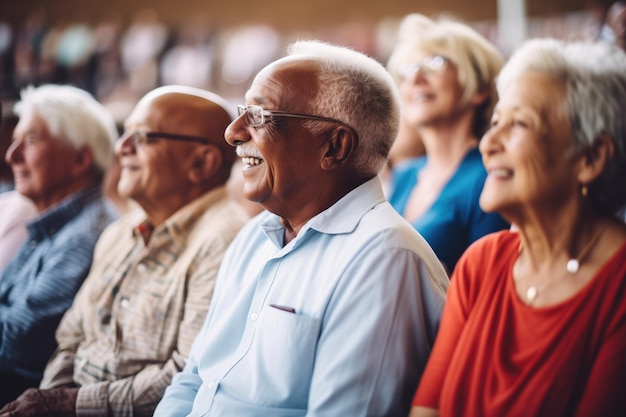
[14,84,117,174]
[497,39,626,215]
[285,40,401,177]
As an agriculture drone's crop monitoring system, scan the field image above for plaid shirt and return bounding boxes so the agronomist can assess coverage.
[40,186,248,417]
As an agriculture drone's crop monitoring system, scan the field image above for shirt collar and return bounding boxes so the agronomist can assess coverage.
[27,183,103,241]
[260,176,386,247]
[133,186,229,247]
[307,176,386,234]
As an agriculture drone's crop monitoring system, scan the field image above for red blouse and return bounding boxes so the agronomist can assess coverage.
[414,231,626,417]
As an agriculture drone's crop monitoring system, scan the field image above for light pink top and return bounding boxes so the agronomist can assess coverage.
[0,191,37,272]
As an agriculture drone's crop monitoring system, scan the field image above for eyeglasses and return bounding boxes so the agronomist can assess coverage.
[396,55,450,80]
[119,131,211,147]
[237,104,348,128]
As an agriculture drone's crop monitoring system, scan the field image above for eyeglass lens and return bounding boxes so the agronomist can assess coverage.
[238,105,266,127]
[399,55,448,79]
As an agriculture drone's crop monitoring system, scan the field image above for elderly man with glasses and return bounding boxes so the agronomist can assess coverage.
[0,86,249,417]
[154,40,449,417]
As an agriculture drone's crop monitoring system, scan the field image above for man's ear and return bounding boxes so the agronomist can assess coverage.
[188,144,222,184]
[320,126,358,171]
[72,147,95,177]
[577,133,614,185]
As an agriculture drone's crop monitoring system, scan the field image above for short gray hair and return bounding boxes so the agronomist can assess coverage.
[286,40,401,177]
[14,84,117,175]
[497,38,626,215]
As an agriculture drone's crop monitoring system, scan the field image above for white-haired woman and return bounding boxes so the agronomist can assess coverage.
[411,39,626,417]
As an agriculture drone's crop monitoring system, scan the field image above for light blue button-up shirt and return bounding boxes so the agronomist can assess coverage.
[154,177,449,417]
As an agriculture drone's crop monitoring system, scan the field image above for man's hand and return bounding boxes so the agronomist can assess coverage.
[0,387,78,417]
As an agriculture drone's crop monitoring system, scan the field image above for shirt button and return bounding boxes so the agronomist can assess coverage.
[137,264,147,273]
[121,298,129,308]
[250,313,258,321]
[208,381,216,389]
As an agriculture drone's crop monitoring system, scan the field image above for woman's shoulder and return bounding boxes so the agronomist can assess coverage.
[468,228,517,250]
[456,230,519,272]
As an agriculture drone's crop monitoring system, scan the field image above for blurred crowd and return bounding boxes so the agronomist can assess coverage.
[0,6,607,123]
[0,8,385,123]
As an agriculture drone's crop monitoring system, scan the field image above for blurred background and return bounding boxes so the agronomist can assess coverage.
[0,0,614,185]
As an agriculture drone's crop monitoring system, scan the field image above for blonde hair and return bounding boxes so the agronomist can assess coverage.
[387,14,503,137]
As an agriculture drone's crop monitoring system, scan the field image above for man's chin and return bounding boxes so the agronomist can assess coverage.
[243,190,268,207]
[116,184,136,201]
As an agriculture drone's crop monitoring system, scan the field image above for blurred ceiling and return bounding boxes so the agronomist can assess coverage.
[0,0,615,29]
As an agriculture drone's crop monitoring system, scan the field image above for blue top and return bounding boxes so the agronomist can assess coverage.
[0,184,117,379]
[389,148,509,273]
[154,177,449,417]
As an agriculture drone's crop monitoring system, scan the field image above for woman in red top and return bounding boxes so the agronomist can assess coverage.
[410,39,626,417]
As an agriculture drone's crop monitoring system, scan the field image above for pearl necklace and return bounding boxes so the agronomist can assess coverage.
[517,226,605,303]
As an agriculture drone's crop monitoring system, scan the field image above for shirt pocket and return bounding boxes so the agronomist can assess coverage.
[123,272,181,359]
[238,305,322,409]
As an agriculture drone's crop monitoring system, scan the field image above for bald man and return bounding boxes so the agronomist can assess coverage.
[0,86,249,417]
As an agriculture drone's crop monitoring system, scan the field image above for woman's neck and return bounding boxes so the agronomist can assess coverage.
[418,111,479,169]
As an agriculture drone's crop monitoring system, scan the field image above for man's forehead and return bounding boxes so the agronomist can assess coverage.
[261,56,320,77]
[138,92,195,110]
[14,111,48,132]
[246,58,321,106]
[128,94,215,122]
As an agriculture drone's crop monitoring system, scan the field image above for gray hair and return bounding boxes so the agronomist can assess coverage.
[387,14,503,138]
[497,38,626,215]
[286,40,401,177]
[14,84,117,175]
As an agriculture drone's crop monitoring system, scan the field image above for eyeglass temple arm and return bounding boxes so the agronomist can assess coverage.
[146,132,210,144]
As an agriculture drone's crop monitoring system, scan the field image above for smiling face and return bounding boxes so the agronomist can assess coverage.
[115,93,227,217]
[224,59,328,215]
[399,51,466,129]
[479,71,580,221]
[6,112,82,211]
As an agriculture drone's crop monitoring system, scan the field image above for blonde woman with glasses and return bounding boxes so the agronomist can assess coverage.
[386,14,509,274]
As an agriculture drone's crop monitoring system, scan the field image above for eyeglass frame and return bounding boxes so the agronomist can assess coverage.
[396,55,450,80]
[118,130,211,147]
[237,104,352,129]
